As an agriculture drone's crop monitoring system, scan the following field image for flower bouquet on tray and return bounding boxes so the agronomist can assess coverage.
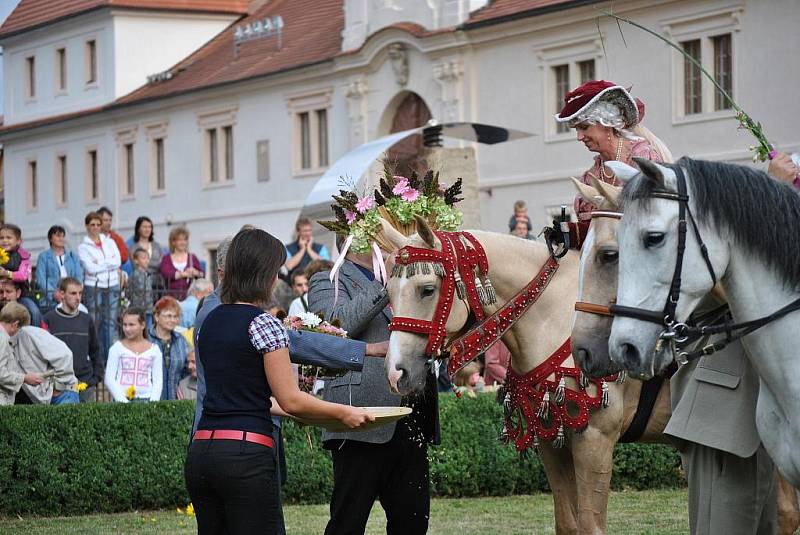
[318,162,464,255]
[280,311,349,393]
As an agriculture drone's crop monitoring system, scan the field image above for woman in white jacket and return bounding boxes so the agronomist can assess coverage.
[105,307,162,402]
[79,211,122,369]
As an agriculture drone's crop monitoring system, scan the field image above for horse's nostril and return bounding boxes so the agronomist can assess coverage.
[577,348,591,367]
[621,343,640,370]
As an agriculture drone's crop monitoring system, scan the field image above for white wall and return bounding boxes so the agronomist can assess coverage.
[111,11,239,99]
[4,0,799,265]
[1,9,238,126]
[2,12,114,125]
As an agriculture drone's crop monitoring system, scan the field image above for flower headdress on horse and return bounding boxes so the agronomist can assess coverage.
[318,163,464,297]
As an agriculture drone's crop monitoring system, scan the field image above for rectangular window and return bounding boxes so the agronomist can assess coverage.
[299,112,311,169]
[56,155,67,206]
[85,39,96,84]
[578,59,595,84]
[155,138,165,191]
[553,64,570,133]
[87,149,98,201]
[207,128,218,183]
[223,125,234,181]
[27,160,37,210]
[56,48,66,91]
[681,39,702,115]
[316,109,328,167]
[123,143,134,196]
[25,56,36,98]
[713,34,732,111]
[257,140,270,182]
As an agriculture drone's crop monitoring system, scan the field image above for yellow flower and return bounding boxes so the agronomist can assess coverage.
[126,385,136,400]
[177,503,195,516]
[76,382,88,392]
[0,247,8,266]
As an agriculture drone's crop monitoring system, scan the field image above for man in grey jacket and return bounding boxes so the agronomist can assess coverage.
[0,302,78,405]
[309,250,439,535]
[666,338,777,534]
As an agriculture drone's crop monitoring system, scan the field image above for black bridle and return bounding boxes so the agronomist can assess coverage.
[610,164,800,362]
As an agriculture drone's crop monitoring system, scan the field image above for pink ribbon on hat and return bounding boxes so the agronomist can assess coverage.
[329,235,353,308]
[372,241,387,287]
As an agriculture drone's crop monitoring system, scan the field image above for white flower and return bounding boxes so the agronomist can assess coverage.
[298,312,322,328]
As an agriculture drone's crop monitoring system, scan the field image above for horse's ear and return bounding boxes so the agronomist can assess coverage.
[570,177,604,208]
[415,215,440,249]
[379,218,409,250]
[632,158,667,189]
[604,161,639,183]
[589,176,622,209]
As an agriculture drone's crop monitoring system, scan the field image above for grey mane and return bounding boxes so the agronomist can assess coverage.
[623,156,800,287]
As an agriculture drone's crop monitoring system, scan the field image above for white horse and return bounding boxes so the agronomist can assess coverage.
[380,216,672,534]
[607,156,800,487]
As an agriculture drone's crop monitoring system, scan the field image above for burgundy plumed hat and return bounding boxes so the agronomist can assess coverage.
[555,80,645,128]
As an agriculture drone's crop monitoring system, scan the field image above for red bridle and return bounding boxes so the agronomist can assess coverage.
[388,231,494,358]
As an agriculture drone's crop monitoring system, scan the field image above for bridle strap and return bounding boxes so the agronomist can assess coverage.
[574,302,613,316]
[590,211,623,220]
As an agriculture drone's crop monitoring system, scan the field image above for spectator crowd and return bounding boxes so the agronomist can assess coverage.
[0,205,530,408]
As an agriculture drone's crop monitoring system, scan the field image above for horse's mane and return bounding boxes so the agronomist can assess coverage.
[623,156,800,286]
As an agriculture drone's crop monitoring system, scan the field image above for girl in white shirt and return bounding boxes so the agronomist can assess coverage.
[105,307,163,402]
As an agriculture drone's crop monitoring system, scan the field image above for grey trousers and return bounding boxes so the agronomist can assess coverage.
[682,442,777,535]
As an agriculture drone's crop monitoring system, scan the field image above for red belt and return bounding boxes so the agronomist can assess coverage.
[193,429,274,448]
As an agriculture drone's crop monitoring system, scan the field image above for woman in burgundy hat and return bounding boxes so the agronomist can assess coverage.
[554,80,673,247]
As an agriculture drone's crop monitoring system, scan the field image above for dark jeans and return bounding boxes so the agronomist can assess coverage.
[324,423,430,535]
[83,285,119,364]
[185,438,280,535]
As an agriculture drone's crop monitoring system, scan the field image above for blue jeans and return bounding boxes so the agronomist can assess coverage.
[51,390,79,405]
[83,285,120,365]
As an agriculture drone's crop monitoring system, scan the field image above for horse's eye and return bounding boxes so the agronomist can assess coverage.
[598,249,619,264]
[421,286,436,298]
[645,232,665,248]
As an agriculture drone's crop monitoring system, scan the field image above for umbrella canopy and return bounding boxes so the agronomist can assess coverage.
[302,121,534,219]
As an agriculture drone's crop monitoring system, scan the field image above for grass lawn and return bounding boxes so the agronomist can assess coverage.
[0,489,688,534]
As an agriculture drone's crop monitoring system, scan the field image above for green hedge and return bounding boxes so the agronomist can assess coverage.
[0,395,683,516]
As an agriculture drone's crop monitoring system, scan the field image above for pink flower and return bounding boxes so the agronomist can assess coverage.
[392,178,409,196]
[438,182,447,193]
[345,211,357,224]
[355,196,375,214]
[401,188,419,202]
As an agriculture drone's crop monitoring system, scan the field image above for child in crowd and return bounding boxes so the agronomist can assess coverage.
[105,307,163,403]
[507,200,533,233]
[453,361,485,397]
[129,248,154,330]
[0,302,78,405]
[0,224,40,322]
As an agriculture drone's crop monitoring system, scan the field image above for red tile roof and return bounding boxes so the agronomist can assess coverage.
[115,0,344,106]
[0,0,596,135]
[466,0,597,26]
[0,0,249,40]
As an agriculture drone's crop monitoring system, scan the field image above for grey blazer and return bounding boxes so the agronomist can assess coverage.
[308,261,401,445]
[665,338,761,458]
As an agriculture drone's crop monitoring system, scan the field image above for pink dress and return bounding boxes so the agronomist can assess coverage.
[573,139,663,222]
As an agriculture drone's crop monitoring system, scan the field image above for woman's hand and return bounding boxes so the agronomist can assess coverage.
[768,152,799,184]
[337,405,375,429]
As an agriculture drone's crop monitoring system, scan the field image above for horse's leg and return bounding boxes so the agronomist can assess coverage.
[776,472,800,535]
[570,424,616,535]
[540,445,580,535]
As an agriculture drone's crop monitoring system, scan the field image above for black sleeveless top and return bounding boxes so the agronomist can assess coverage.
[197,304,289,435]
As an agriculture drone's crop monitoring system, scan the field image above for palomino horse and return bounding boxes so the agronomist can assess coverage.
[570,176,800,534]
[607,157,800,488]
[380,218,670,534]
